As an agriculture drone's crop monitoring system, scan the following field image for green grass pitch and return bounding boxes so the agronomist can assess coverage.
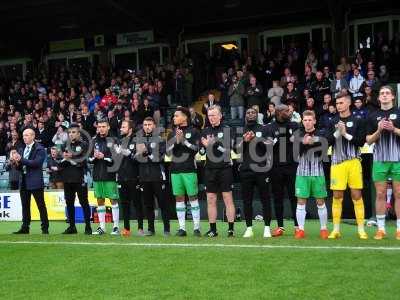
[0,220,399,299]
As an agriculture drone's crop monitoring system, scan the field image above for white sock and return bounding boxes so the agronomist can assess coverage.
[387,188,392,204]
[176,202,186,231]
[190,200,201,230]
[317,204,328,230]
[334,224,340,232]
[112,204,119,228]
[376,215,386,232]
[296,204,306,230]
[397,219,400,231]
[98,206,106,231]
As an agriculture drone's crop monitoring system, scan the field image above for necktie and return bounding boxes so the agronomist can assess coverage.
[23,146,30,159]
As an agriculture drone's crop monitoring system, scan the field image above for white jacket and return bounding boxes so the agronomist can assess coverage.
[349,75,365,98]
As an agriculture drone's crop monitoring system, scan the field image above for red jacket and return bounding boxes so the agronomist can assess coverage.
[99,94,118,109]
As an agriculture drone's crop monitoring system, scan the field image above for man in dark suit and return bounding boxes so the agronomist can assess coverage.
[11,128,49,234]
[80,104,96,137]
[330,69,350,99]
[35,120,52,148]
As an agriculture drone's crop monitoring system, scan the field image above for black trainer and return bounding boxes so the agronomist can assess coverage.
[193,229,201,237]
[176,229,187,237]
[13,228,29,234]
[62,226,77,234]
[84,226,92,235]
[227,229,235,237]
[204,230,218,237]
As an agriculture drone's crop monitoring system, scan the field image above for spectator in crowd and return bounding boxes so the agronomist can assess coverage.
[174,68,185,106]
[5,149,20,190]
[378,65,390,85]
[311,70,330,107]
[305,50,318,73]
[337,56,351,76]
[218,72,230,108]
[320,93,333,117]
[288,102,301,124]
[138,97,155,126]
[245,75,264,110]
[202,92,220,127]
[250,105,264,125]
[352,98,368,119]
[47,146,63,189]
[5,131,23,190]
[156,80,169,126]
[319,103,337,130]
[147,84,161,126]
[263,102,276,124]
[189,106,204,131]
[349,67,365,99]
[99,88,118,110]
[55,112,69,129]
[280,67,293,88]
[282,82,300,107]
[331,69,349,99]
[52,125,68,151]
[363,86,379,113]
[80,104,96,136]
[268,80,284,106]
[302,97,317,115]
[130,97,142,127]
[323,65,334,82]
[0,121,9,155]
[35,120,51,148]
[360,70,381,94]
[228,74,245,120]
[304,64,316,91]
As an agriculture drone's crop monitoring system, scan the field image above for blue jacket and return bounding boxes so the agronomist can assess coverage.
[319,112,338,130]
[352,108,368,120]
[17,143,46,190]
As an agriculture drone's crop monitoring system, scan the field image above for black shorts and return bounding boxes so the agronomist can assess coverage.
[204,167,233,193]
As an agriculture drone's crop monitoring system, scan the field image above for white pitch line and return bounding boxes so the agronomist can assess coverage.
[0,240,399,251]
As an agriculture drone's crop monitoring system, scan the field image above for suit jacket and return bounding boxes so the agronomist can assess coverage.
[17,142,46,190]
[81,113,96,136]
[330,79,349,95]
[36,128,52,148]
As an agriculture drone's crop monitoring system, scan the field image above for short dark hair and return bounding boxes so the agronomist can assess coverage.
[97,119,109,125]
[336,91,350,101]
[122,120,134,130]
[69,123,80,130]
[175,106,191,122]
[143,117,155,123]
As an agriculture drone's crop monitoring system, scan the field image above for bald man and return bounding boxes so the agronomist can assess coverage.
[11,128,49,234]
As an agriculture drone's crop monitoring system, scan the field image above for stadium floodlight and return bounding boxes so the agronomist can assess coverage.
[221,43,238,50]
